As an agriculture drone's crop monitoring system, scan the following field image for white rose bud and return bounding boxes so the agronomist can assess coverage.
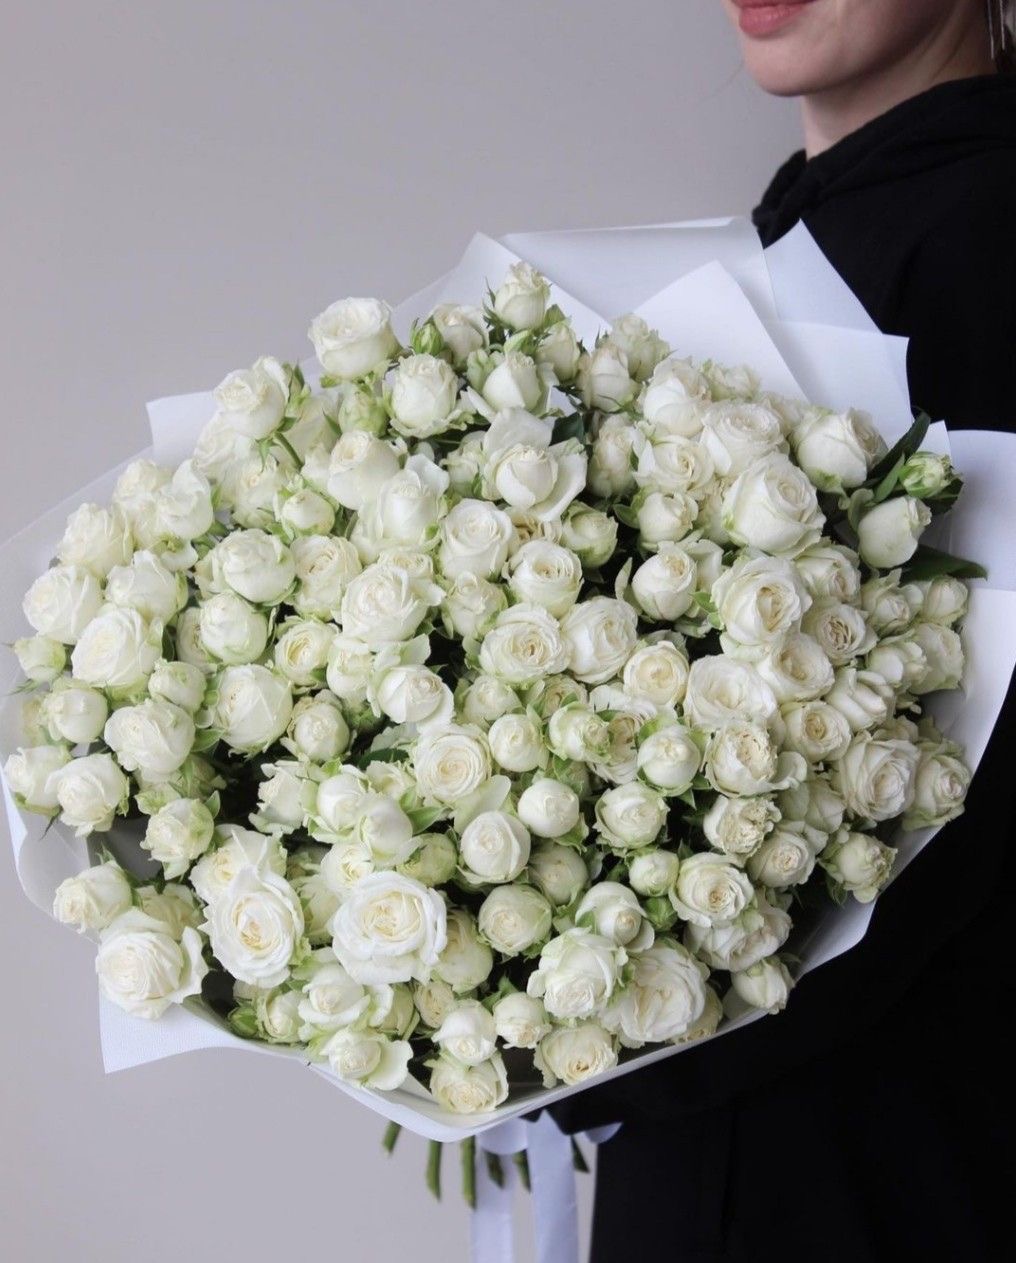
[324,1029,412,1091]
[914,576,968,626]
[439,499,514,580]
[493,992,551,1050]
[575,882,653,950]
[277,487,336,538]
[623,640,690,708]
[143,798,216,879]
[214,356,288,440]
[670,852,755,927]
[746,821,821,888]
[398,832,459,887]
[441,573,508,640]
[632,547,698,621]
[14,635,66,683]
[791,408,885,489]
[700,401,784,477]
[434,908,494,992]
[414,977,459,1029]
[684,657,778,730]
[292,535,362,618]
[528,841,590,906]
[208,664,294,754]
[754,632,834,705]
[560,504,618,568]
[637,723,701,795]
[560,597,638,685]
[325,635,374,704]
[431,303,487,366]
[589,418,637,498]
[206,529,296,606]
[713,555,811,652]
[57,503,133,578]
[729,956,793,1013]
[153,461,215,543]
[857,496,931,569]
[433,1001,497,1066]
[340,562,441,648]
[23,564,103,645]
[482,350,543,413]
[535,1023,617,1087]
[824,666,894,732]
[309,296,398,380]
[702,794,779,863]
[327,431,401,511]
[96,910,207,1019]
[41,682,108,744]
[488,712,546,773]
[608,314,669,382]
[105,700,195,779]
[641,357,710,435]
[685,897,791,972]
[907,622,964,693]
[596,782,668,850]
[527,928,626,1019]
[517,777,581,839]
[801,600,875,666]
[389,353,459,438]
[536,319,581,383]
[285,693,350,762]
[479,604,570,684]
[478,884,553,955]
[204,861,304,988]
[429,1053,509,1114]
[148,660,208,713]
[198,592,268,665]
[577,342,636,412]
[49,752,130,835]
[492,262,550,331]
[628,849,681,897]
[820,827,895,902]
[506,540,583,617]
[459,811,531,884]
[903,743,971,828]
[3,744,70,814]
[781,700,852,763]
[53,861,132,932]
[637,490,697,550]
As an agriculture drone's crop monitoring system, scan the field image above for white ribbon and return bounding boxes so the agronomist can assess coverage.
[472,1116,620,1263]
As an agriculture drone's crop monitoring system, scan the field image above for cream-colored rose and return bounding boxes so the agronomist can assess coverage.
[459,811,531,884]
[53,861,132,933]
[608,314,669,382]
[478,884,553,955]
[324,1029,412,1090]
[705,721,805,797]
[70,606,162,691]
[326,431,402,511]
[713,555,811,654]
[577,342,636,412]
[641,356,710,435]
[906,622,964,694]
[284,692,350,762]
[559,597,638,686]
[603,941,708,1045]
[795,543,862,604]
[823,665,894,731]
[482,410,587,522]
[96,910,207,1019]
[57,503,133,578]
[746,821,822,888]
[781,699,852,763]
[858,496,932,569]
[198,592,268,665]
[902,741,970,829]
[560,503,618,567]
[105,551,187,625]
[535,1023,617,1087]
[441,572,508,640]
[832,733,918,821]
[481,350,543,413]
[627,849,681,897]
[3,744,69,815]
[153,461,215,543]
[48,752,129,836]
[527,928,626,1019]
[670,852,755,927]
[622,638,689,708]
[142,797,215,879]
[702,793,779,863]
[389,353,460,438]
[636,490,698,550]
[488,712,546,773]
[479,604,570,684]
[914,576,968,626]
[332,871,447,985]
[325,635,374,704]
[801,601,875,666]
[637,723,701,795]
[632,546,698,621]
[429,1053,509,1113]
[517,778,581,840]
[589,418,638,498]
[431,302,487,366]
[505,540,583,616]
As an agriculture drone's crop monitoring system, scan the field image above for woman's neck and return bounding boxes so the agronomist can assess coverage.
[800,24,997,158]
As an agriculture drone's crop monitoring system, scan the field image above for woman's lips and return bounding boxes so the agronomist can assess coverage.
[734,0,816,38]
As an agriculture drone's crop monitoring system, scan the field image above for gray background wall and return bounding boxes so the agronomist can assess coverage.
[0,2,799,1259]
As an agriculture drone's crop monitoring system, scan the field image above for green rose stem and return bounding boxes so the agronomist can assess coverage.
[512,1151,531,1191]
[426,1140,443,1201]
[461,1137,477,1209]
[382,1122,402,1155]
[485,1150,505,1188]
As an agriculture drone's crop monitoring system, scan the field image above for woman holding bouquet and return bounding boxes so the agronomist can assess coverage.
[562,4,1016,1259]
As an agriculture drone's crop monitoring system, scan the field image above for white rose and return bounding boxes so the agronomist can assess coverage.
[105,700,195,779]
[277,487,336,538]
[637,723,701,795]
[434,908,494,992]
[481,350,543,413]
[634,428,715,498]
[603,941,707,1045]
[439,499,514,580]
[527,928,626,1019]
[560,503,618,567]
[589,419,637,498]
[153,461,215,543]
[832,733,919,821]
[433,1001,497,1066]
[197,592,268,665]
[324,1029,412,1091]
[483,410,587,522]
[23,564,103,644]
[903,742,971,828]
[608,314,669,382]
[298,960,374,1032]
[53,861,132,933]
[429,1053,508,1113]
[791,408,885,489]
[41,682,107,745]
[398,833,458,888]
[493,992,551,1050]
[723,454,824,555]
[777,776,846,833]
[309,296,398,380]
[147,660,207,713]
[274,619,336,689]
[528,841,590,906]
[488,712,546,773]
[729,956,793,1013]
[228,449,297,529]
[622,639,689,708]
[685,897,790,972]
[713,555,811,653]
[577,342,636,412]
[575,881,653,950]
[49,752,129,835]
[413,724,491,805]
[702,794,779,863]
[536,319,581,383]
[413,977,459,1029]
[190,825,285,904]
[559,597,638,685]
[285,692,350,762]
[441,573,508,640]
[781,700,852,762]
[906,622,964,693]
[754,632,834,705]
[190,412,254,487]
[354,456,448,559]
[860,571,922,634]
[703,360,760,400]
[746,821,822,888]
[856,496,931,569]
[214,356,288,439]
[820,827,895,901]
[459,811,531,884]
[641,357,710,435]
[914,576,968,626]
[57,503,132,578]
[332,871,447,985]
[13,635,65,683]
[631,546,698,621]
[70,607,161,692]
[326,431,401,511]
[636,490,697,550]
[700,401,784,477]
[547,702,611,763]
[292,535,362,618]
[459,674,519,727]
[204,861,304,988]
[795,543,862,603]
[670,851,755,927]
[801,601,875,666]
[173,609,216,673]
[479,604,569,684]
[309,767,370,841]
[207,530,295,606]
[823,665,894,731]
[628,849,681,897]
[517,778,581,839]
[105,551,186,625]
[340,561,441,648]
[353,793,416,868]
[595,782,668,850]
[389,353,459,438]
[431,303,487,365]
[3,744,70,814]
[505,540,583,616]
[492,262,550,331]
[253,989,303,1043]
[113,459,171,528]
[477,884,553,955]
[705,721,805,797]
[683,656,778,730]
[96,910,207,1019]
[535,1023,617,1087]
[254,762,312,834]
[142,797,215,878]
[209,664,293,753]
[325,635,373,704]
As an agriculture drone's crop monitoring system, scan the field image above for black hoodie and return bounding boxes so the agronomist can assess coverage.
[557,76,1016,1263]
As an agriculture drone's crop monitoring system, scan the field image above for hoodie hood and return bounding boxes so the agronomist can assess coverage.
[752,74,1016,246]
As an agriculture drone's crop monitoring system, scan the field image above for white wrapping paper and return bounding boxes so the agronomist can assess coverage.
[4,218,1016,1144]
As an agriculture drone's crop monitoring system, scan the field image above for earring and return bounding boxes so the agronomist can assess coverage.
[987,0,1016,60]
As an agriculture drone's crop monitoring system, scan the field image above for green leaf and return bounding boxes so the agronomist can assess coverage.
[357,746,409,768]
[901,545,988,582]
[869,453,907,505]
[552,412,588,445]
[866,411,930,485]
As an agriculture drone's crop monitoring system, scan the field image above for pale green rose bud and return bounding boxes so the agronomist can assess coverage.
[899,451,955,498]
[143,797,216,879]
[14,635,66,683]
[628,849,681,897]
[337,385,389,435]
[560,504,618,568]
[729,956,792,1013]
[398,832,458,887]
[492,262,551,332]
[820,827,895,902]
[856,496,931,569]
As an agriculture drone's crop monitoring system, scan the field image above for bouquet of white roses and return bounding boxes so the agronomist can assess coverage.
[2,234,993,1143]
